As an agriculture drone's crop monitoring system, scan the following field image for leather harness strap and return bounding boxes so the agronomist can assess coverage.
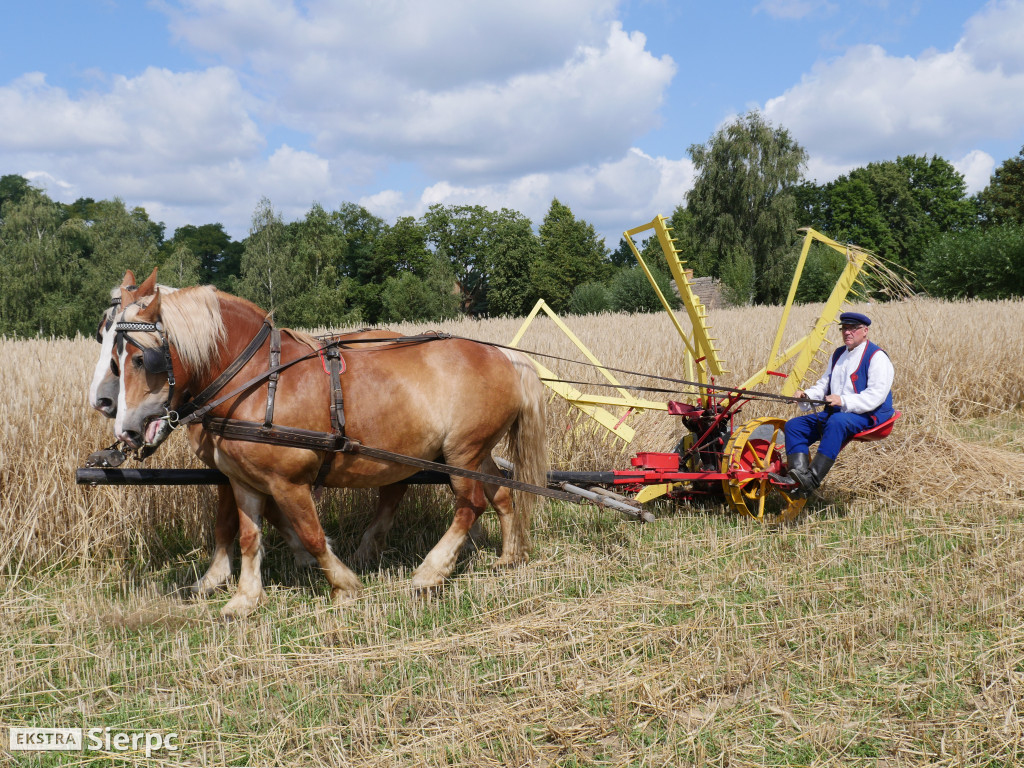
[172,321,274,426]
[205,417,351,452]
[201,416,583,504]
[325,347,346,434]
[263,328,281,429]
[313,344,346,488]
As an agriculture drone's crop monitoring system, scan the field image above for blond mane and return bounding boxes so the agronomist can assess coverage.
[123,286,225,377]
[283,328,320,351]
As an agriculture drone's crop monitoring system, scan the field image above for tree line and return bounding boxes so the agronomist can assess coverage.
[2,111,1022,338]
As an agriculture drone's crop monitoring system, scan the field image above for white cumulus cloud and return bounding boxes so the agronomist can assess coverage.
[378,148,693,246]
[163,1,673,180]
[763,2,1024,181]
[954,149,996,194]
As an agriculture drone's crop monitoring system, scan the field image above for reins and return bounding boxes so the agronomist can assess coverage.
[536,376,826,407]
[334,332,826,407]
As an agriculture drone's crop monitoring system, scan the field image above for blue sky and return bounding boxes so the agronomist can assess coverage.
[2,1,1022,246]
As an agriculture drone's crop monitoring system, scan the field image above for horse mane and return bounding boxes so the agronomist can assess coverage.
[125,286,226,377]
[283,327,320,351]
[126,286,320,374]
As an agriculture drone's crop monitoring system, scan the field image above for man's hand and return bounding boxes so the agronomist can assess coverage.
[795,390,807,400]
[824,394,843,407]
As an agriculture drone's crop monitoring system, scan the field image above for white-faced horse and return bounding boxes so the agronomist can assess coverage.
[113,286,547,617]
[90,271,413,594]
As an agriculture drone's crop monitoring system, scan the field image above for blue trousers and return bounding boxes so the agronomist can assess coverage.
[784,410,875,461]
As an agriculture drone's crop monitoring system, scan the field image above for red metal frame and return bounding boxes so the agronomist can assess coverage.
[614,404,900,498]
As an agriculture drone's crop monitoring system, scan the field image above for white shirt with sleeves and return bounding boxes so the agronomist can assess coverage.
[803,340,894,414]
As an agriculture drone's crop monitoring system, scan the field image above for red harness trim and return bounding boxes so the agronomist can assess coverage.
[319,348,346,376]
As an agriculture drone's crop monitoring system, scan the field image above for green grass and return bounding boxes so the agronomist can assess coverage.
[3,498,1024,766]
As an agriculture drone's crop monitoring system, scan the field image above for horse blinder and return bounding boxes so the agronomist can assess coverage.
[142,346,171,374]
[113,322,175,377]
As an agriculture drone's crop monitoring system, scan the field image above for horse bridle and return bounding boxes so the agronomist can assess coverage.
[95,293,126,344]
[114,315,277,433]
[113,319,178,416]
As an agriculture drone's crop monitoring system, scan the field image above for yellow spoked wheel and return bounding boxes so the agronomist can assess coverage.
[721,417,806,522]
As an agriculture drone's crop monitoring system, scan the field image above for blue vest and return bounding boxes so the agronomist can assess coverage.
[825,341,894,424]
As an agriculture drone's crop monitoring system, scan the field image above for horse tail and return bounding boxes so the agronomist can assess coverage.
[499,348,549,548]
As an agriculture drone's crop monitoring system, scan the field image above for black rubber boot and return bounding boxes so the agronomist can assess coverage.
[785,452,810,490]
[770,452,809,496]
[806,452,835,491]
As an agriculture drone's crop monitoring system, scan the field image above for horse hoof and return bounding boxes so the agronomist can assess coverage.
[330,588,360,607]
[412,585,442,601]
[189,580,225,598]
[349,547,381,570]
[221,592,263,619]
[493,554,528,569]
[291,552,319,570]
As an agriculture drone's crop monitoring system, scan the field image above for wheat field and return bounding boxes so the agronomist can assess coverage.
[1,297,1023,766]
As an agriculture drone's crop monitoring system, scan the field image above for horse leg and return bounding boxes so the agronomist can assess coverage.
[411,474,487,593]
[221,482,268,619]
[350,481,486,569]
[271,482,363,606]
[190,484,237,596]
[264,498,319,570]
[352,483,408,568]
[479,456,529,568]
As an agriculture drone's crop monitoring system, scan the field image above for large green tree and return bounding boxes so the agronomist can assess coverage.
[0,174,32,216]
[421,204,496,315]
[70,199,162,333]
[333,202,386,283]
[918,224,1024,299]
[530,198,608,313]
[797,154,975,272]
[239,197,299,319]
[686,110,807,304]
[379,256,460,323]
[357,213,434,323]
[486,210,539,317]
[159,243,201,288]
[290,203,346,286]
[977,145,1024,226]
[0,188,81,336]
[165,223,241,288]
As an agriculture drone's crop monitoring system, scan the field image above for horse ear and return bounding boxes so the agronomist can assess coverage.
[120,270,137,289]
[136,268,158,297]
[138,289,162,322]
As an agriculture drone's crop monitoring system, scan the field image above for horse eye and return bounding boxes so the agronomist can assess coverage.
[110,358,120,377]
[132,354,144,370]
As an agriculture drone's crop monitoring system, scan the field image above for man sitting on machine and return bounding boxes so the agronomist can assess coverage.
[783,311,895,495]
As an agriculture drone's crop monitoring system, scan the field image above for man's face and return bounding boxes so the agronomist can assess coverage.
[840,323,869,350]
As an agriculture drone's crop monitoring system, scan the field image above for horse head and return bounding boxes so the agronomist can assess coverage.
[113,285,224,455]
[89,268,164,417]
[113,289,178,454]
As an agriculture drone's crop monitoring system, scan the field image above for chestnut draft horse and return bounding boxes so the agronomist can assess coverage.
[113,286,547,617]
[89,270,420,594]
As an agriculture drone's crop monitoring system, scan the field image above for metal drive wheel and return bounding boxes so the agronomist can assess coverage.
[721,417,806,521]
